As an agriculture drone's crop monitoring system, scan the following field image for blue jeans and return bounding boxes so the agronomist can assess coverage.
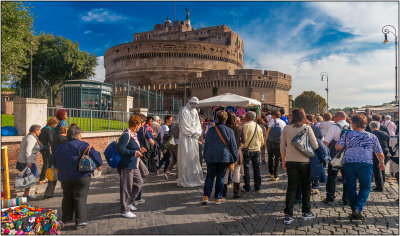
[343,163,373,212]
[158,151,171,173]
[203,162,228,199]
[326,163,348,202]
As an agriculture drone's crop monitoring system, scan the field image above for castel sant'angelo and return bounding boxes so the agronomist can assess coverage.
[104,12,292,112]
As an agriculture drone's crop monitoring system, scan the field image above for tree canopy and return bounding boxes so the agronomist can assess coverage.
[1,1,35,85]
[294,91,327,114]
[16,33,98,88]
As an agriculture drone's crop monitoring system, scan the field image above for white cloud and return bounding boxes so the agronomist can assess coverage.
[92,56,105,82]
[239,2,398,108]
[81,8,129,23]
[309,2,398,43]
[84,30,92,34]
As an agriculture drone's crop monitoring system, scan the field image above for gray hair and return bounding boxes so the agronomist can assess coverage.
[153,116,161,121]
[29,125,41,133]
[385,115,391,121]
[67,125,82,141]
[245,111,256,121]
[369,121,380,130]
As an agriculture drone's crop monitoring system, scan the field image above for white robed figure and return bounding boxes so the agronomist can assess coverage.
[177,97,204,187]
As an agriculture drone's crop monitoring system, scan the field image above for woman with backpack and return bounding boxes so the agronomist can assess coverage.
[117,115,147,219]
[266,110,286,181]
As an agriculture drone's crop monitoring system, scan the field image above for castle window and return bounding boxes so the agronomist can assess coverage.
[203,47,206,50]
[210,48,214,52]
[227,51,230,55]
[116,49,119,53]
[207,30,210,33]
[261,93,265,101]
[284,74,287,79]
[148,34,151,39]
[217,35,222,40]
[136,36,140,41]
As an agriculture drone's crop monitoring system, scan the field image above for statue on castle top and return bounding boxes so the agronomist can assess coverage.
[185,8,191,21]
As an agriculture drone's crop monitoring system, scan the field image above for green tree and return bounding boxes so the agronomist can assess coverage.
[1,1,35,85]
[294,91,327,114]
[17,33,98,88]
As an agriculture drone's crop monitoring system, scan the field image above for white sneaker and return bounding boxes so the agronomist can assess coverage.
[134,199,145,206]
[121,212,136,218]
[129,204,137,211]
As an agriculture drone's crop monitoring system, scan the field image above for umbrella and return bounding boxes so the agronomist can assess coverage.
[197,93,261,107]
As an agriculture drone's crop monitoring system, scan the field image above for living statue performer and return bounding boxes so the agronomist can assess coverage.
[177,97,204,187]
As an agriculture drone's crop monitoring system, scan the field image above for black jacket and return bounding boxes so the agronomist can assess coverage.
[371,130,390,155]
[38,126,53,149]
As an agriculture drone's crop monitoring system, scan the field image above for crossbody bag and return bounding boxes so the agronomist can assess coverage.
[215,126,236,172]
[243,123,258,157]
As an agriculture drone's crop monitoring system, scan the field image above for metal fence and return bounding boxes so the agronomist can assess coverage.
[47,107,179,132]
[16,86,57,106]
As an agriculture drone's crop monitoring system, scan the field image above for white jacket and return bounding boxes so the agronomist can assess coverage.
[17,134,41,164]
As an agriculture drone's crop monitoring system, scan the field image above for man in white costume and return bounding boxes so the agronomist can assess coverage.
[177,97,204,187]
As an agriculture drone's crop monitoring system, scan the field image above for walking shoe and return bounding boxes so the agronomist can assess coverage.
[215,198,227,205]
[273,177,280,181]
[164,173,169,180]
[121,212,136,219]
[233,183,242,199]
[373,187,383,192]
[311,189,320,195]
[75,222,89,230]
[351,210,364,221]
[156,169,162,175]
[22,194,36,200]
[341,200,349,206]
[202,196,209,205]
[133,199,145,206]
[267,173,274,178]
[240,187,250,193]
[322,197,333,205]
[302,212,315,220]
[128,204,137,211]
[283,214,294,225]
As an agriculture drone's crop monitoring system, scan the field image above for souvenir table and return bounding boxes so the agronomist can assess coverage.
[1,204,62,235]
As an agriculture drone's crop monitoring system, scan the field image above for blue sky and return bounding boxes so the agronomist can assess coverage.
[28,1,398,108]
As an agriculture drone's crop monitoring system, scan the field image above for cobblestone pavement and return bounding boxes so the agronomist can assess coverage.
[31,163,399,235]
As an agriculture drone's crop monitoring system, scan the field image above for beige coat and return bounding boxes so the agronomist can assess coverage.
[280,124,319,163]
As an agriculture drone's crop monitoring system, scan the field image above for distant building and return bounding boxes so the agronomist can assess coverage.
[104,15,291,111]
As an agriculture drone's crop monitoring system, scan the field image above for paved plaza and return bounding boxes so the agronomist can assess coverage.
[31,163,399,235]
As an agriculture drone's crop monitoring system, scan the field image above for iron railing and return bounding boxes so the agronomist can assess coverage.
[47,107,179,132]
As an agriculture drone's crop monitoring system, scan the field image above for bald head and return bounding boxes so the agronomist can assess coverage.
[334,111,347,122]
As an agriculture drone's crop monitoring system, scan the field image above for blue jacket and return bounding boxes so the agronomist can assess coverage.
[117,130,140,169]
[204,123,238,163]
[315,139,331,167]
[310,150,327,183]
[53,139,103,182]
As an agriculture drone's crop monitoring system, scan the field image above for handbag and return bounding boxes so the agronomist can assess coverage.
[45,165,58,181]
[330,132,349,168]
[163,135,176,150]
[15,167,36,189]
[139,159,149,177]
[243,124,258,157]
[291,125,315,158]
[215,125,235,172]
[79,146,97,173]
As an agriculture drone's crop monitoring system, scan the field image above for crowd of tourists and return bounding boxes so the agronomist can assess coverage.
[15,100,399,228]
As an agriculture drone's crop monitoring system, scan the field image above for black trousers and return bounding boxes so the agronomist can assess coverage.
[61,175,91,224]
[142,148,159,173]
[373,154,389,190]
[243,151,261,191]
[39,148,52,181]
[326,163,348,202]
[284,162,311,216]
[267,140,281,177]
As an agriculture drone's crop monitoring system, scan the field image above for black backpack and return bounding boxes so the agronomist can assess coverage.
[328,123,352,157]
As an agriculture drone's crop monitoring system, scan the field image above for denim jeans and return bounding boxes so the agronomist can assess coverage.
[243,151,261,191]
[158,151,171,173]
[343,163,373,212]
[326,163,348,202]
[284,162,311,216]
[203,162,228,199]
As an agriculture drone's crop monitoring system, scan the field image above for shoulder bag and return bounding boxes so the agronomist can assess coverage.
[215,126,235,172]
[243,123,258,157]
[291,125,315,158]
[15,167,36,189]
[139,159,149,177]
[79,146,97,173]
[330,132,349,168]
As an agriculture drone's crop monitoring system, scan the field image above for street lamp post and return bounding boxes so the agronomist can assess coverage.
[320,72,329,110]
[30,47,32,98]
[382,25,398,104]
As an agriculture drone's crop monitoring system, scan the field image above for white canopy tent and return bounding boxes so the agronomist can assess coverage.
[197,93,262,107]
